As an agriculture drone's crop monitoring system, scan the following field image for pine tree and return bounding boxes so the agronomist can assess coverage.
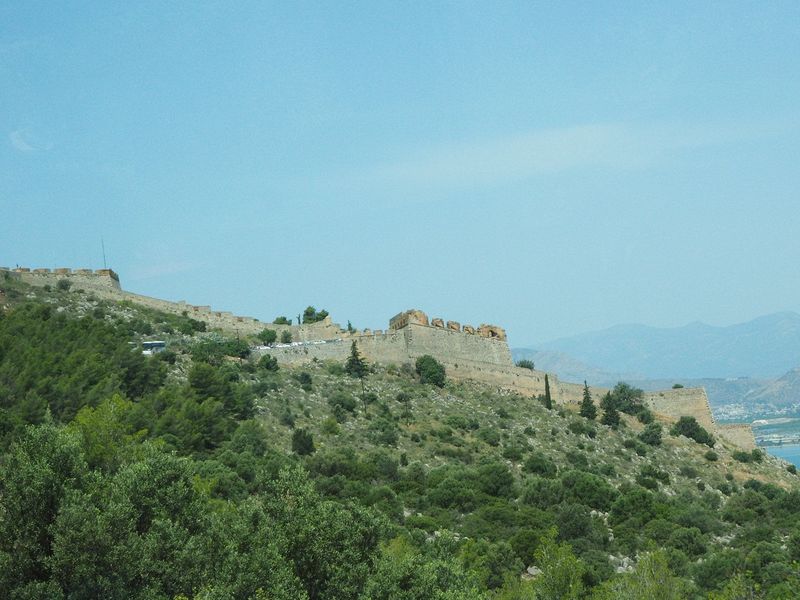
[544,374,553,410]
[579,381,596,420]
[345,341,368,395]
[600,392,620,428]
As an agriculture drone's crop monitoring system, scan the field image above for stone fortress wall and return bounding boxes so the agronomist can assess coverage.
[2,267,755,448]
[1,266,340,340]
[716,424,758,451]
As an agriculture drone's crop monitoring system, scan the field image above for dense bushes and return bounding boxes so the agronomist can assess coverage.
[2,293,800,598]
[415,355,446,387]
[670,416,715,447]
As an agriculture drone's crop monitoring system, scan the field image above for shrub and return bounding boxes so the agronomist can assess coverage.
[56,278,72,291]
[609,382,645,415]
[478,428,501,447]
[568,420,596,438]
[368,418,399,446]
[670,416,715,447]
[667,527,707,558]
[501,443,524,461]
[326,362,345,376]
[280,330,292,344]
[476,462,516,498]
[415,355,446,387]
[291,428,315,455]
[623,438,648,456]
[273,316,291,325]
[788,464,797,475]
[524,452,558,478]
[560,470,618,510]
[294,371,312,391]
[640,464,670,484]
[257,354,279,372]
[704,450,718,462]
[733,450,752,463]
[522,477,564,509]
[328,391,356,414]
[637,475,659,490]
[321,417,340,435]
[600,393,620,428]
[280,411,295,428]
[516,359,535,370]
[638,423,663,446]
[565,450,589,469]
[257,328,277,345]
[302,306,329,324]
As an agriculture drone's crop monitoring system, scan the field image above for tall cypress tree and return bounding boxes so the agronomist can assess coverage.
[580,381,596,420]
[544,374,553,410]
[345,341,368,394]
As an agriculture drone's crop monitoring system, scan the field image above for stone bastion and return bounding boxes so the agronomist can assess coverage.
[3,267,756,449]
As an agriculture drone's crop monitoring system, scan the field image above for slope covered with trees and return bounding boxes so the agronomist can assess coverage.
[1,275,799,599]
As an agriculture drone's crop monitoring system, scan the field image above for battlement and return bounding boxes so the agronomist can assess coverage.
[389,308,507,341]
[2,266,121,290]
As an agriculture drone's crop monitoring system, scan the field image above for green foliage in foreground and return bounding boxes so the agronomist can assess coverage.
[1,292,799,598]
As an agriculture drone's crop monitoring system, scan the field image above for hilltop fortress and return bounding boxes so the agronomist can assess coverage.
[2,266,755,450]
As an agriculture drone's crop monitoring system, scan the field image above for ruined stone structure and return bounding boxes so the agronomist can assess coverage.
[3,268,756,448]
[389,309,428,329]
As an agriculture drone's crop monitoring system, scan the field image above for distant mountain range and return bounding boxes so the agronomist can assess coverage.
[513,312,800,413]
[517,311,800,380]
[742,367,800,407]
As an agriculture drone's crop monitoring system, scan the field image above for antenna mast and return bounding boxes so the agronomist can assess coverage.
[101,236,107,269]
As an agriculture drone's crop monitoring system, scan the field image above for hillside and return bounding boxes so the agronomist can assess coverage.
[524,312,800,380]
[744,367,800,407]
[1,274,799,598]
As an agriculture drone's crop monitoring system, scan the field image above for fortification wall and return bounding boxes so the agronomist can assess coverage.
[643,388,715,431]
[3,267,121,293]
[3,266,349,339]
[255,330,410,366]
[717,424,757,451]
[402,323,514,367]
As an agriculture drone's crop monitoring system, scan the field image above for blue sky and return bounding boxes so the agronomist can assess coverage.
[2,2,799,344]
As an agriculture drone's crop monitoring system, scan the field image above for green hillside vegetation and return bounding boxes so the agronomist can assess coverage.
[1,275,799,599]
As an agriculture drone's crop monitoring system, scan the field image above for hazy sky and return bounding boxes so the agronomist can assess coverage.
[3,2,799,344]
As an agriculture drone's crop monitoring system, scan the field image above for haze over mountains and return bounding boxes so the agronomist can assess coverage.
[517,312,800,381]
[514,312,800,413]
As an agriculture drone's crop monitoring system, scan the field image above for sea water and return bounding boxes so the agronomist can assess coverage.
[765,444,800,467]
